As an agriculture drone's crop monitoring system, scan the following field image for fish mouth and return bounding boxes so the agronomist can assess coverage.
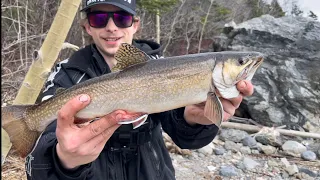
[249,55,264,70]
[255,56,264,66]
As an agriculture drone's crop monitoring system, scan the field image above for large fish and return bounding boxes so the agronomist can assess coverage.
[1,43,264,157]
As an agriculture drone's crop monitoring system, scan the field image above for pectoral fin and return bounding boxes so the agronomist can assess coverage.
[112,43,150,72]
[204,92,223,127]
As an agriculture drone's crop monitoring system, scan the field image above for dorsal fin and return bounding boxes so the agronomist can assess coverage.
[112,43,150,72]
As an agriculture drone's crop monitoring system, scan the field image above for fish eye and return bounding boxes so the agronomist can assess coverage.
[238,57,245,65]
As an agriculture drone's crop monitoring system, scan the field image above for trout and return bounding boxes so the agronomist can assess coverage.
[1,43,264,157]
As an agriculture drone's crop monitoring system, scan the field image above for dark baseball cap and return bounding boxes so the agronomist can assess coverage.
[81,0,136,15]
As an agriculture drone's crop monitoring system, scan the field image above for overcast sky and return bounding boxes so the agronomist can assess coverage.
[298,0,320,18]
[264,0,320,20]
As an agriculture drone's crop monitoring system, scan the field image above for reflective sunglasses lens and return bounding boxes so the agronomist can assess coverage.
[88,13,109,28]
[113,13,133,28]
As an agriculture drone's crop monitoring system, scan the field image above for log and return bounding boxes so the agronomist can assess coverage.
[221,122,320,139]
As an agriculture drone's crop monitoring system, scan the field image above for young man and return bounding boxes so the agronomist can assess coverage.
[26,0,254,179]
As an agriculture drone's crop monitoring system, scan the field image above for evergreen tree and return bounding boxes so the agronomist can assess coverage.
[291,4,303,16]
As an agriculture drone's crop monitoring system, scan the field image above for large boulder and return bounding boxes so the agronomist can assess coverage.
[217,15,320,131]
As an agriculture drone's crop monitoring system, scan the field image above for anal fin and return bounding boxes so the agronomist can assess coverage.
[204,92,224,127]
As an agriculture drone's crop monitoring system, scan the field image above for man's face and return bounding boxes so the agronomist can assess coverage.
[84,4,139,57]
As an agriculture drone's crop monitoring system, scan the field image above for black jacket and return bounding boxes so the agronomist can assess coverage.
[26,40,219,180]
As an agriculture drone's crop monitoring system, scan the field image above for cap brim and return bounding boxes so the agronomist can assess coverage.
[80,2,136,15]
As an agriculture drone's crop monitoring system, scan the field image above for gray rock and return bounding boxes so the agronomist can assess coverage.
[252,142,263,152]
[282,171,290,179]
[214,148,226,155]
[240,146,251,154]
[299,168,318,177]
[299,173,314,180]
[224,141,241,152]
[242,136,257,148]
[242,157,260,170]
[267,160,279,167]
[305,143,320,156]
[282,141,307,157]
[260,145,277,155]
[197,143,213,156]
[198,153,205,158]
[212,158,221,164]
[220,129,248,143]
[255,134,282,147]
[280,158,290,167]
[219,165,239,177]
[236,161,246,170]
[301,151,317,161]
[251,150,260,154]
[285,164,299,175]
[219,15,320,129]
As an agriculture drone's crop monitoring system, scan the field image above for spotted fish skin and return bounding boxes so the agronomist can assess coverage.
[1,43,264,157]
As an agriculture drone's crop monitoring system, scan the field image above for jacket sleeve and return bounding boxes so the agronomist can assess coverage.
[26,61,94,180]
[159,107,219,149]
[26,121,94,180]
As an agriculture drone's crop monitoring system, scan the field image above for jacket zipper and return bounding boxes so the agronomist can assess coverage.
[149,142,160,173]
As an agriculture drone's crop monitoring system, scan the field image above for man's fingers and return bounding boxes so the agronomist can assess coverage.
[219,98,236,121]
[77,113,120,143]
[227,95,243,109]
[57,94,91,128]
[76,124,120,155]
[237,80,254,96]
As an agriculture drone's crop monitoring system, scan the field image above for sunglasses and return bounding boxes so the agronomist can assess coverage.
[87,11,134,29]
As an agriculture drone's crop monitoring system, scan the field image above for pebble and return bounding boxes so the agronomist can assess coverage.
[214,148,226,155]
[282,141,307,157]
[282,171,290,178]
[242,157,260,170]
[220,129,248,143]
[219,165,239,177]
[299,168,318,177]
[207,165,216,172]
[280,158,290,167]
[285,164,299,175]
[224,141,241,152]
[301,151,317,161]
[267,160,279,167]
[251,150,260,154]
[260,145,277,155]
[212,158,221,164]
[197,143,213,156]
[240,146,251,154]
[255,133,282,147]
[242,136,257,148]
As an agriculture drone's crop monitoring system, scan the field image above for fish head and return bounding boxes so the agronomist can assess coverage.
[212,52,264,98]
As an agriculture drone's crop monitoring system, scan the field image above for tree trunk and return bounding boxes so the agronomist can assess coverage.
[156,9,160,44]
[2,0,82,165]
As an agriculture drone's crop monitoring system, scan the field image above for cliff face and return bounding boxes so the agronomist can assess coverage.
[217,15,320,132]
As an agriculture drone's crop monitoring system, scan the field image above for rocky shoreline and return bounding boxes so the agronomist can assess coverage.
[166,128,320,180]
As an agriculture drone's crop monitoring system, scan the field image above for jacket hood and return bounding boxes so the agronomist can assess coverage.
[132,39,163,56]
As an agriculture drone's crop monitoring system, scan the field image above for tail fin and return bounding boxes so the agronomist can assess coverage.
[2,105,40,157]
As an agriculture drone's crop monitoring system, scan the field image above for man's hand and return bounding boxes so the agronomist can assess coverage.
[184,80,254,126]
[56,94,139,169]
